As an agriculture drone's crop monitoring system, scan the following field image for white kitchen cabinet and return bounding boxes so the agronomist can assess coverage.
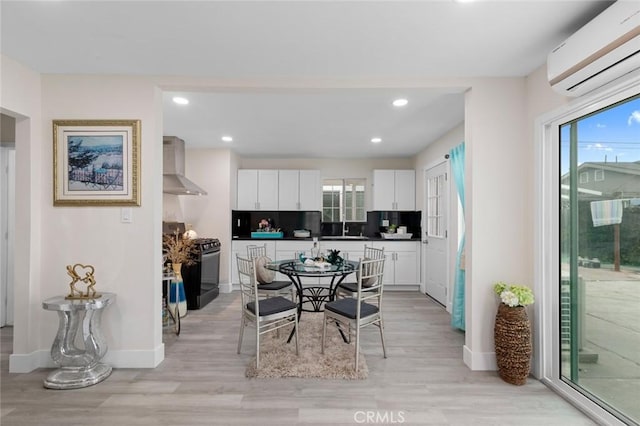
[372,169,415,211]
[371,241,420,286]
[230,240,276,285]
[278,169,321,211]
[237,169,278,210]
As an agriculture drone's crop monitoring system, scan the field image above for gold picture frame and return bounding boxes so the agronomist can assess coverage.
[53,119,141,206]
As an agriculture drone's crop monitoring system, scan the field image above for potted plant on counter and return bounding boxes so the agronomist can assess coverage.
[493,281,535,385]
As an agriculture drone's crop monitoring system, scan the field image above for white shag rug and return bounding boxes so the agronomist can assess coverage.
[245,313,368,380]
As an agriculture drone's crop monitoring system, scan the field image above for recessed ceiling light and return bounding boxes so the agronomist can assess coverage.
[371,137,382,143]
[221,136,233,142]
[172,97,189,105]
[392,99,408,107]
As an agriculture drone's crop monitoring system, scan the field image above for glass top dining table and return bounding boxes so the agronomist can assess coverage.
[265,259,358,312]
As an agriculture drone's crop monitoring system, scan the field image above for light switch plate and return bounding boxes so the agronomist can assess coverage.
[121,207,133,223]
[382,219,390,227]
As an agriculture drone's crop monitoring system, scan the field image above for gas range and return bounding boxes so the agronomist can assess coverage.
[193,238,221,253]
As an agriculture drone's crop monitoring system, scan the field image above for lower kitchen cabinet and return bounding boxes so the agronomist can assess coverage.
[230,239,420,288]
[371,241,420,286]
[230,240,276,285]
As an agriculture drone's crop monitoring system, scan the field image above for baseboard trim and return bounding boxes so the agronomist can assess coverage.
[9,345,165,373]
[103,344,165,368]
[9,350,52,372]
[463,345,497,371]
[219,282,233,294]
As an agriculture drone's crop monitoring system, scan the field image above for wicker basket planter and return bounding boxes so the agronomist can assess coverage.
[494,303,532,385]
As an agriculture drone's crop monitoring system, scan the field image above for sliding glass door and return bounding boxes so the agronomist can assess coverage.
[559,93,640,424]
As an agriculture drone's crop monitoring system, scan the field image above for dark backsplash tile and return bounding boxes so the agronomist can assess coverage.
[233,210,421,238]
[232,210,321,237]
[366,211,422,238]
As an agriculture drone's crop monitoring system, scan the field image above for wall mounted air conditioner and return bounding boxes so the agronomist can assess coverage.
[547,1,640,97]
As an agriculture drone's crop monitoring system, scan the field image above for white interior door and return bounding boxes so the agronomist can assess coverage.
[423,161,448,307]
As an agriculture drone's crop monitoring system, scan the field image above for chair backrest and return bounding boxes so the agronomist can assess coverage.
[236,255,259,315]
[356,257,386,306]
[247,244,267,260]
[364,245,385,260]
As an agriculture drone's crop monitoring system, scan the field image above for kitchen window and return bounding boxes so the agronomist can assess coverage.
[322,179,366,222]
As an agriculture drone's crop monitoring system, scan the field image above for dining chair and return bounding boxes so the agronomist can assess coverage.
[236,255,299,369]
[335,245,385,300]
[321,257,387,372]
[247,244,296,302]
[247,244,267,259]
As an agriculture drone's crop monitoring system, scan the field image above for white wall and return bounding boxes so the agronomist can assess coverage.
[162,194,185,222]
[38,75,164,368]
[464,78,530,369]
[182,149,234,283]
[0,55,44,369]
[1,61,166,371]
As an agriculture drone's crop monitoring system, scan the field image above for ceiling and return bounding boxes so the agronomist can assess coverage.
[1,1,614,158]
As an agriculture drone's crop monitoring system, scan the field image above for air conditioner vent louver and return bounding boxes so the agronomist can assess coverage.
[547,2,640,97]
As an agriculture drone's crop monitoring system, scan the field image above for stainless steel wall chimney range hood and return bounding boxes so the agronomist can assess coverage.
[163,136,207,196]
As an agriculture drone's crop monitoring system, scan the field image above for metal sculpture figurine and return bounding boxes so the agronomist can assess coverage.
[65,264,101,299]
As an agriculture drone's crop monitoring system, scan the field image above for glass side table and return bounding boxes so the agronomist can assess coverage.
[42,292,116,389]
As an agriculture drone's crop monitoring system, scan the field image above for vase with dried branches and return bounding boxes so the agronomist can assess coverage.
[162,230,197,279]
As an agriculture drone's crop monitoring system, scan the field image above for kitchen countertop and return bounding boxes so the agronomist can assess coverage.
[232,236,420,242]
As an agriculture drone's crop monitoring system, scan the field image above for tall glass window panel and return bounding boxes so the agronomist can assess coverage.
[322,178,366,222]
[322,181,342,222]
[559,94,640,424]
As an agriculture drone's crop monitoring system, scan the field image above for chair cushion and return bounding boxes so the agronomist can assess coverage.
[356,257,377,287]
[258,280,291,291]
[325,298,379,319]
[254,256,275,284]
[246,296,297,316]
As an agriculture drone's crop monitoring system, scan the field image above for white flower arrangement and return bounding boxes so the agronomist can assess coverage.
[493,282,534,307]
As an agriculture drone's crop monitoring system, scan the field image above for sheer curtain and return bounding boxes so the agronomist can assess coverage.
[449,143,465,331]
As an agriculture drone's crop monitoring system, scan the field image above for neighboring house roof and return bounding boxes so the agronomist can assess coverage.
[561,161,640,181]
[560,161,640,200]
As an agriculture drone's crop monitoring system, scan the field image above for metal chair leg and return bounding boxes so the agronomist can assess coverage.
[379,319,387,358]
[354,323,360,372]
[255,324,260,369]
[237,317,245,354]
[321,314,327,354]
[294,312,299,355]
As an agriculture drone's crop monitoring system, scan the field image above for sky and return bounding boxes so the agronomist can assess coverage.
[560,94,640,174]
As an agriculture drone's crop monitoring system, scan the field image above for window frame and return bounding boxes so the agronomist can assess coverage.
[322,178,366,222]
[594,169,605,182]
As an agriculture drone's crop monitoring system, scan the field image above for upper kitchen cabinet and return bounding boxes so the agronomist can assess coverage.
[278,170,321,211]
[373,169,415,211]
[237,169,279,210]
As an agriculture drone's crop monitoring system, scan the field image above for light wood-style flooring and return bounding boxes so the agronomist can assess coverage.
[1,291,595,425]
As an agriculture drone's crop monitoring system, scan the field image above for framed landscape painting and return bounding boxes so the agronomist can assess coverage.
[53,119,141,206]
